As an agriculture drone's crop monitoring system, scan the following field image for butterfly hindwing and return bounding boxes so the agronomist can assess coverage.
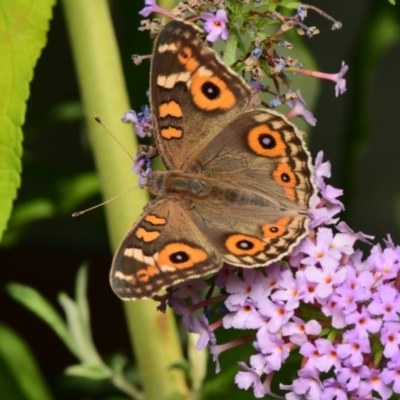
[189,202,309,268]
[111,199,221,299]
[185,109,316,211]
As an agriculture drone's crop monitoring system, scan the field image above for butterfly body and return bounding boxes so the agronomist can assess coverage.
[110,20,316,300]
[147,170,274,207]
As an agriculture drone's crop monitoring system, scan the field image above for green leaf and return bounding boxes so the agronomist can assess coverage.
[280,1,301,10]
[58,266,105,366]
[66,363,111,380]
[6,283,77,357]
[0,0,56,242]
[0,322,53,400]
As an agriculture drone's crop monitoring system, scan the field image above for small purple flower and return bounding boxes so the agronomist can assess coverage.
[314,151,331,187]
[122,108,152,138]
[300,342,321,371]
[190,314,216,351]
[368,284,400,321]
[345,306,382,338]
[357,369,392,400]
[336,360,371,391]
[282,317,321,345]
[139,0,176,19]
[304,264,346,300]
[285,90,317,126]
[270,98,281,108]
[215,264,235,288]
[271,268,301,310]
[313,338,342,373]
[320,185,344,208]
[223,301,263,330]
[173,278,207,302]
[380,322,400,357]
[290,62,349,97]
[334,61,349,96]
[337,221,374,245]
[132,152,152,187]
[308,195,342,228]
[321,298,347,328]
[257,298,293,333]
[321,378,347,400]
[368,247,400,279]
[201,9,229,42]
[252,47,262,59]
[297,6,307,21]
[225,269,265,306]
[249,79,265,91]
[337,329,371,367]
[235,361,265,398]
[301,228,344,271]
[295,270,318,304]
[289,366,323,399]
[255,333,290,372]
[382,352,400,393]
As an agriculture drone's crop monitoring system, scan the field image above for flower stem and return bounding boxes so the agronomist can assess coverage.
[61,1,188,399]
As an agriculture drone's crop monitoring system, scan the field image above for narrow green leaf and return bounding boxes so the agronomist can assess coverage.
[75,265,90,331]
[0,322,53,400]
[0,0,56,242]
[58,292,103,366]
[6,283,77,357]
[66,363,111,380]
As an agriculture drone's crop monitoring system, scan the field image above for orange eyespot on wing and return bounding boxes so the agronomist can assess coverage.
[177,46,199,72]
[190,73,236,111]
[272,164,298,201]
[225,234,266,256]
[247,125,287,157]
[158,243,208,270]
[262,217,291,239]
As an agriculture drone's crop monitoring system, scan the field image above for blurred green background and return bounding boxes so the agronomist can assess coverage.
[1,0,400,399]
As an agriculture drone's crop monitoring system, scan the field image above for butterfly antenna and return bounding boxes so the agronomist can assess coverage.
[94,116,134,161]
[72,186,137,217]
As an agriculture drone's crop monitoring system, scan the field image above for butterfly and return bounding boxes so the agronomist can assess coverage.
[110,19,316,300]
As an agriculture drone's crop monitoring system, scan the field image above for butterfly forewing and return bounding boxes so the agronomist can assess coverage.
[150,19,252,170]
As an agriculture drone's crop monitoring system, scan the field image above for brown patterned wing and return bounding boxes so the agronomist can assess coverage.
[189,202,310,268]
[150,19,251,170]
[186,109,316,212]
[110,198,221,300]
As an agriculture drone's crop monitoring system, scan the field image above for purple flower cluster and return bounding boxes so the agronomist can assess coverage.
[165,152,400,399]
